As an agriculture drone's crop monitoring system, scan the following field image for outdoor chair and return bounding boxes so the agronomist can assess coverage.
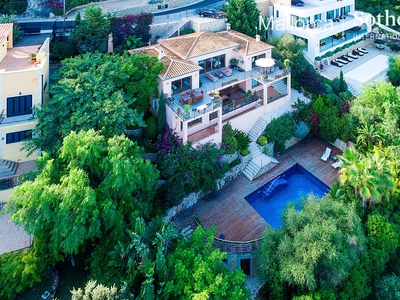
[347,52,358,59]
[331,59,343,67]
[205,72,218,82]
[220,67,232,77]
[321,147,332,161]
[358,47,368,54]
[335,57,348,64]
[332,160,343,169]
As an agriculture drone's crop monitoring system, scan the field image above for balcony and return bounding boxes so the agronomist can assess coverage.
[165,67,290,121]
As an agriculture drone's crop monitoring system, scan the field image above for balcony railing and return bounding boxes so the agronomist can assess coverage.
[222,94,261,115]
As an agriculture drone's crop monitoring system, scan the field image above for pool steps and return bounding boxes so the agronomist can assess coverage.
[259,178,288,199]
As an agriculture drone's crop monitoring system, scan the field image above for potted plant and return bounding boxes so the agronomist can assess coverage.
[184,104,191,119]
[229,58,238,68]
[27,53,36,62]
[199,79,203,87]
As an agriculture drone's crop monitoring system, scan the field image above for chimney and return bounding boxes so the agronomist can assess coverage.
[255,34,260,42]
[158,48,165,59]
[226,23,231,31]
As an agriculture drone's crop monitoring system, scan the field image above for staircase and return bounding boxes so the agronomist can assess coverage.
[248,118,267,142]
[160,18,191,39]
[272,80,287,95]
[0,159,18,178]
[347,82,359,97]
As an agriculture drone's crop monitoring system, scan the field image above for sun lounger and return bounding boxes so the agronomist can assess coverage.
[353,49,364,56]
[347,52,358,59]
[220,67,232,77]
[321,147,331,161]
[340,55,353,62]
[205,72,218,82]
[331,59,343,67]
[332,160,343,169]
[358,47,368,54]
[214,71,224,79]
[335,58,348,64]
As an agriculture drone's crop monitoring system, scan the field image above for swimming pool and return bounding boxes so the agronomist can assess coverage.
[245,164,329,228]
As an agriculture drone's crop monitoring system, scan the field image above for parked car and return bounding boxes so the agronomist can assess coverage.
[198,8,224,19]
[291,0,305,6]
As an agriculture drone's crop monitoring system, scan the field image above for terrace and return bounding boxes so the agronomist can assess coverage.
[166,67,290,122]
[173,137,342,244]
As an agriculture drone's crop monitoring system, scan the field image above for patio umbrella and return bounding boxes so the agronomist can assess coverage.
[255,58,275,68]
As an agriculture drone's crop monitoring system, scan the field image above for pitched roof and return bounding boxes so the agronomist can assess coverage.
[130,46,202,80]
[0,23,13,46]
[158,31,239,59]
[215,30,274,56]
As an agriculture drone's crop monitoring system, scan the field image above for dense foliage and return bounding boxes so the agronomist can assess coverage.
[0,0,27,14]
[165,226,249,299]
[0,15,23,43]
[388,55,400,86]
[225,0,266,38]
[72,6,111,53]
[259,196,365,298]
[27,51,163,156]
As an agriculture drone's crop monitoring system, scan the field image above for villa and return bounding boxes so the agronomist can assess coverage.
[268,0,372,60]
[132,28,292,146]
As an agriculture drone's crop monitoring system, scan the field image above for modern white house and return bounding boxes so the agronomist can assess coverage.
[132,29,292,146]
[268,0,372,60]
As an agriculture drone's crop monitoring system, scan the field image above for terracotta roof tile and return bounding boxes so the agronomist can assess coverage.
[159,31,238,59]
[130,45,202,80]
[216,30,274,56]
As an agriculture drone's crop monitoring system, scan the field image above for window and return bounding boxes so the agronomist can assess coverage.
[6,130,32,144]
[209,111,218,121]
[171,76,191,95]
[327,10,334,20]
[198,54,225,74]
[314,14,321,21]
[188,117,202,128]
[7,95,32,117]
[276,10,279,18]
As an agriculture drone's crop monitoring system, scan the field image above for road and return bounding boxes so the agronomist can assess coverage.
[17,0,224,29]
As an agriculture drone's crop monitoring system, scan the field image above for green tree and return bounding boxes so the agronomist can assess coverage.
[225,0,265,38]
[339,70,346,92]
[109,217,178,297]
[375,274,400,300]
[388,55,400,86]
[339,147,394,209]
[0,14,23,42]
[26,52,163,156]
[164,226,249,299]
[264,114,294,152]
[72,5,111,53]
[258,196,365,294]
[7,130,159,260]
[351,81,400,147]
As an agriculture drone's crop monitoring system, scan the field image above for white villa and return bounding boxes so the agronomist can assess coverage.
[133,29,291,146]
[268,0,372,60]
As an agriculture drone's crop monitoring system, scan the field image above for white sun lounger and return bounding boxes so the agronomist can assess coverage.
[321,147,331,161]
[332,160,343,169]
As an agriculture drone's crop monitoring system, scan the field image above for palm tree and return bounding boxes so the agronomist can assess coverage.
[356,124,384,154]
[339,147,394,209]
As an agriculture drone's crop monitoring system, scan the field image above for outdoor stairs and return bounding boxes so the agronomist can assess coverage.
[347,82,359,97]
[272,80,287,95]
[248,118,267,142]
[259,177,288,199]
[160,18,191,39]
[0,159,18,178]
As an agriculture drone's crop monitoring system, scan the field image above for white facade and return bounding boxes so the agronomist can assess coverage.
[269,0,372,60]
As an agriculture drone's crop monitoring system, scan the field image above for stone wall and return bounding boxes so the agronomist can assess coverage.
[164,152,251,222]
[107,0,199,16]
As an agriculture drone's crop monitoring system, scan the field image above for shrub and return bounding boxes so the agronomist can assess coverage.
[257,135,268,146]
[240,148,250,156]
[222,135,238,154]
[265,114,294,146]
[143,116,157,141]
[332,78,348,94]
[234,130,251,151]
[294,121,310,139]
[274,140,285,154]
[50,37,77,61]
[180,28,195,35]
[229,158,241,167]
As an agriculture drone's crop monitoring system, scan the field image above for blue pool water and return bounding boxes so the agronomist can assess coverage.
[245,164,329,228]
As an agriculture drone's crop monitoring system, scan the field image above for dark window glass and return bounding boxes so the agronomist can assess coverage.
[6,130,32,144]
[7,95,32,117]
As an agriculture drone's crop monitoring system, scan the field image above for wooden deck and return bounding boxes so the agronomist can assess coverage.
[173,137,342,241]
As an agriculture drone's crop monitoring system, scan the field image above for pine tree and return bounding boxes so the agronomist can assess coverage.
[157,92,166,134]
[339,70,345,92]
[225,0,266,38]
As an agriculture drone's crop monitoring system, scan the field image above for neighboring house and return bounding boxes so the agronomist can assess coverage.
[269,0,372,60]
[0,24,49,164]
[132,28,291,145]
